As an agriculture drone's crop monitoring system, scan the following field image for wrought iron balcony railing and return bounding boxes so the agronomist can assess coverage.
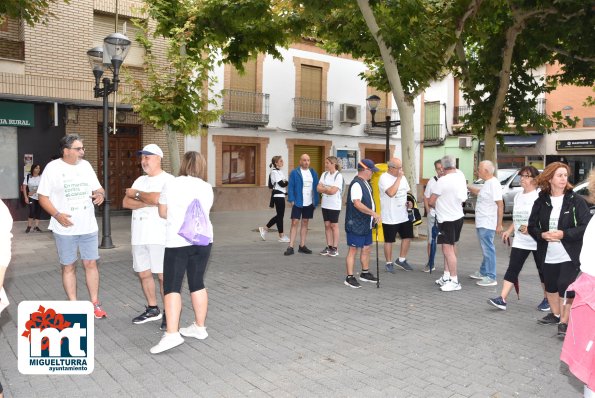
[364,108,400,135]
[454,99,546,125]
[221,89,270,127]
[292,97,333,132]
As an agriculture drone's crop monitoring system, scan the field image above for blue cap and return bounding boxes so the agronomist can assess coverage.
[358,159,379,172]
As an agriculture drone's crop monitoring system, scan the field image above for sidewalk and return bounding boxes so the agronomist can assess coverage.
[0,211,582,397]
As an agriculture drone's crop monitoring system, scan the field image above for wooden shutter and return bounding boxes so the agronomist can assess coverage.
[294,145,324,178]
[93,13,144,67]
[229,60,258,112]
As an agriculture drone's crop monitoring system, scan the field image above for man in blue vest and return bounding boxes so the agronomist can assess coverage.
[344,159,381,288]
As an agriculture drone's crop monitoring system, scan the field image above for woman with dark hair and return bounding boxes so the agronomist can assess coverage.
[528,162,592,336]
[151,151,214,354]
[488,166,546,311]
[21,163,43,233]
[259,156,289,242]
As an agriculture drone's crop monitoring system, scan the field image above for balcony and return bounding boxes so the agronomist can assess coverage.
[364,108,400,136]
[221,89,270,128]
[424,124,442,142]
[454,99,546,125]
[292,97,333,132]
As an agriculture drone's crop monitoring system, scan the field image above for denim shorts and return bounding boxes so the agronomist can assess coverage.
[53,232,99,266]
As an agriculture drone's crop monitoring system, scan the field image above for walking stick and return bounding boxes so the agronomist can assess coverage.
[375,223,380,289]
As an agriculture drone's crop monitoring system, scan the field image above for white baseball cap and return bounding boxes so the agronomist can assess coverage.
[138,144,163,158]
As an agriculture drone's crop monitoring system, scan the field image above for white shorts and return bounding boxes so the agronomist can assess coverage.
[132,244,165,273]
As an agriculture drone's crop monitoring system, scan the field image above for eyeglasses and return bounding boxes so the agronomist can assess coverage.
[70,147,85,152]
[520,174,533,178]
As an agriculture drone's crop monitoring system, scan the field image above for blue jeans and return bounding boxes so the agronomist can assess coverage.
[476,227,496,279]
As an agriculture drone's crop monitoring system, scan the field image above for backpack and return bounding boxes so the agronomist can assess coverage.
[268,173,274,189]
[177,199,212,246]
[407,193,423,226]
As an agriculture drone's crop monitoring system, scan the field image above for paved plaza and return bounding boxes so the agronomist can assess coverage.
[0,210,583,397]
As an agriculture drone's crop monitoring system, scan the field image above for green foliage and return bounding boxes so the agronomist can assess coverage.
[0,0,69,26]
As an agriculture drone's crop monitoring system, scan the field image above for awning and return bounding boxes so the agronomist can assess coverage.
[480,134,541,148]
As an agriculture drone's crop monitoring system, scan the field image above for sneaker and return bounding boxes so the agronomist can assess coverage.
[328,248,339,257]
[537,298,550,312]
[537,313,560,325]
[34,227,43,232]
[487,296,507,310]
[557,322,568,337]
[359,271,378,283]
[394,259,413,271]
[132,306,162,324]
[298,245,312,254]
[93,302,107,319]
[476,277,497,287]
[423,264,431,273]
[469,271,484,280]
[344,276,361,288]
[25,226,31,233]
[435,276,450,286]
[160,312,167,331]
[179,322,208,340]
[150,332,184,354]
[278,235,290,243]
[319,247,330,256]
[284,247,294,256]
[258,227,267,241]
[440,280,462,292]
[385,262,395,273]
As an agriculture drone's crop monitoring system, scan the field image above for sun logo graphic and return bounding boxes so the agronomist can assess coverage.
[18,301,94,374]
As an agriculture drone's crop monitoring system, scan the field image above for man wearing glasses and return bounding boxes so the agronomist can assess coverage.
[38,134,108,319]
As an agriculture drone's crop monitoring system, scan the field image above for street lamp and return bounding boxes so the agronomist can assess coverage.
[366,94,401,163]
[87,33,131,249]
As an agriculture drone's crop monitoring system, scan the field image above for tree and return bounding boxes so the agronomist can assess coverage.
[0,0,68,26]
[451,0,595,164]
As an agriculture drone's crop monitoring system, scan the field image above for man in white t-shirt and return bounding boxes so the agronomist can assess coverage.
[378,157,415,272]
[467,160,503,287]
[423,159,444,272]
[123,144,174,330]
[38,134,107,318]
[429,155,468,292]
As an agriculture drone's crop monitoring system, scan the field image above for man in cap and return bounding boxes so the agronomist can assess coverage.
[123,144,174,330]
[344,159,381,288]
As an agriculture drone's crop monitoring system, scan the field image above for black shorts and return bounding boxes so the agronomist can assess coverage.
[163,244,212,295]
[437,218,464,245]
[321,208,340,223]
[543,261,580,298]
[291,204,314,220]
[382,222,413,243]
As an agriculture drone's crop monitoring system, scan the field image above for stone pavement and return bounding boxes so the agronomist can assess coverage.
[0,211,582,397]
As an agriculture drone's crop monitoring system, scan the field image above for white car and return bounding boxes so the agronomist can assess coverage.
[573,179,595,215]
[464,169,521,215]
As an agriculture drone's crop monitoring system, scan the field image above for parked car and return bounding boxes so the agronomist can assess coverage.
[573,179,595,215]
[464,169,521,215]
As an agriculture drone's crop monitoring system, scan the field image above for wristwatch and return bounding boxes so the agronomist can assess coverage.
[135,191,141,200]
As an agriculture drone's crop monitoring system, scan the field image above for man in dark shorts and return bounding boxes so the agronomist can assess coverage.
[429,155,468,292]
[284,154,319,255]
[344,159,381,288]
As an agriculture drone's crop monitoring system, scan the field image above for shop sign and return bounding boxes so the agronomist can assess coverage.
[0,101,35,127]
[556,139,595,151]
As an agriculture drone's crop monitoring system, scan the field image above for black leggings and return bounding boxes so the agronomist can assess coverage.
[503,248,543,284]
[163,244,212,295]
[266,196,285,234]
[543,261,579,298]
[28,198,42,220]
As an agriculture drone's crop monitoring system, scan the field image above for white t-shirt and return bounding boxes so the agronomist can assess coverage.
[23,175,41,200]
[545,195,571,263]
[350,179,375,229]
[433,171,467,223]
[580,217,595,276]
[511,190,538,250]
[0,199,13,268]
[131,171,174,246]
[37,159,102,236]
[378,173,410,224]
[424,176,439,217]
[475,177,503,230]
[159,176,214,248]
[270,169,287,198]
[320,171,343,211]
[301,169,313,206]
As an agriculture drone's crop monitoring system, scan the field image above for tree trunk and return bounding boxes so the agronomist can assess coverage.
[165,124,180,176]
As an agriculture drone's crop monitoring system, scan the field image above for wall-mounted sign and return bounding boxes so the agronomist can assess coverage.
[0,101,35,127]
[556,139,595,151]
[336,149,358,171]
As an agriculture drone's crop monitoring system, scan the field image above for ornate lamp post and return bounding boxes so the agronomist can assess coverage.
[366,94,401,163]
[87,33,131,249]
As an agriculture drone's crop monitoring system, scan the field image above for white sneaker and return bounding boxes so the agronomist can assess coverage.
[179,322,208,340]
[258,227,267,241]
[440,280,462,292]
[435,276,450,286]
[476,276,497,286]
[150,332,184,354]
[278,235,290,243]
[469,271,484,279]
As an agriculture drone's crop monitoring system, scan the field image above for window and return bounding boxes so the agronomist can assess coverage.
[424,101,441,141]
[93,13,144,67]
[222,144,256,185]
